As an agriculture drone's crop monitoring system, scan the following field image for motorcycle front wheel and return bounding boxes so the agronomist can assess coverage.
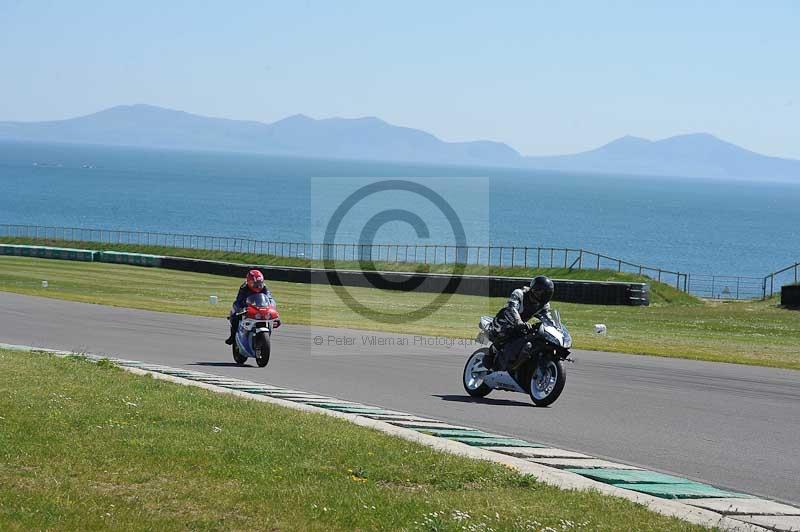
[463,348,492,398]
[528,358,566,407]
[254,333,271,368]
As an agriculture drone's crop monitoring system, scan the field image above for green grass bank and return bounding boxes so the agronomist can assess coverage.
[0,236,695,305]
[0,348,706,531]
[1,255,798,369]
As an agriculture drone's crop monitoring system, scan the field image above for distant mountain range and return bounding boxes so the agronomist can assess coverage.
[1,104,798,181]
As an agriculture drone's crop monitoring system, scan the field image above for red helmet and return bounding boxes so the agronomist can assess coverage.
[246,269,265,292]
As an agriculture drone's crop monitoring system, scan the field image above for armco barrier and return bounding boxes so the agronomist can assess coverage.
[1,246,649,305]
[159,256,649,306]
[0,244,96,262]
[782,285,800,308]
[97,251,163,267]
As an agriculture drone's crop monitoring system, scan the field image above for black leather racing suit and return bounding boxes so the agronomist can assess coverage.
[490,286,549,368]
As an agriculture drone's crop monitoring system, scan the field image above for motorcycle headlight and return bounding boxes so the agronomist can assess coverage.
[542,325,571,348]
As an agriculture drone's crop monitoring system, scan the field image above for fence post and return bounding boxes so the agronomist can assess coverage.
[524,247,528,268]
[618,259,622,272]
[578,249,583,270]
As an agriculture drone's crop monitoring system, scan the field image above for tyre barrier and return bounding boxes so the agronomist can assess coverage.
[97,251,163,267]
[158,256,650,306]
[0,244,97,262]
[781,285,800,308]
[1,245,650,306]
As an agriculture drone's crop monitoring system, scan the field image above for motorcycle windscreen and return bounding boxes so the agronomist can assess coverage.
[246,292,272,307]
[539,309,572,348]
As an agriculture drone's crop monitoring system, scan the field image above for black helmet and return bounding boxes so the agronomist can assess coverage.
[529,276,554,304]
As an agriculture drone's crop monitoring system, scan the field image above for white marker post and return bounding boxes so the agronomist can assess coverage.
[209,295,218,305]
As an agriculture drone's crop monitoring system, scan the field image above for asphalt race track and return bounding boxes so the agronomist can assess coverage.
[1,291,798,505]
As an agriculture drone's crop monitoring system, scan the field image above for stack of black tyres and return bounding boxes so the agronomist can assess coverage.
[782,285,800,308]
[157,256,650,306]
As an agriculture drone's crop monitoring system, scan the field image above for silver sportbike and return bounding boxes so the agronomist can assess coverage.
[463,308,572,406]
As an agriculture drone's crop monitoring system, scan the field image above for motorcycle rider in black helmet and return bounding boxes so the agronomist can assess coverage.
[486,275,555,371]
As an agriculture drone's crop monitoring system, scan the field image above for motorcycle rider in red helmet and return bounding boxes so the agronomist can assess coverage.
[225,269,277,345]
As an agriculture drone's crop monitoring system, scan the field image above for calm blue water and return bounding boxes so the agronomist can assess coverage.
[1,141,798,277]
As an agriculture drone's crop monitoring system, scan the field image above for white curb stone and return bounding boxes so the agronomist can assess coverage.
[685,499,800,516]
[222,384,282,391]
[260,392,347,399]
[358,413,438,422]
[731,515,800,531]
[484,446,594,459]
[388,421,473,430]
[528,458,643,469]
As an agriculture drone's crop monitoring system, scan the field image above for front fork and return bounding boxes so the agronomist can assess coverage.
[512,345,566,390]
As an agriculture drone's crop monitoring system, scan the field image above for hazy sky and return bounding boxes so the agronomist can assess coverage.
[1,1,798,157]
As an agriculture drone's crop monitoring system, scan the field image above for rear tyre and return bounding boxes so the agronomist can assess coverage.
[528,358,566,407]
[462,348,492,398]
[232,342,247,366]
[254,333,271,368]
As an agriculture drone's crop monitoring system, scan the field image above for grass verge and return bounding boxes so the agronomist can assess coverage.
[0,256,798,369]
[0,236,695,305]
[0,348,705,531]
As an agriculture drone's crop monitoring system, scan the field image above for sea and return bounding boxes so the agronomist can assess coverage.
[1,140,798,278]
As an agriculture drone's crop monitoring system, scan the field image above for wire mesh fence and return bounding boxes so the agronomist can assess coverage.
[1,223,792,300]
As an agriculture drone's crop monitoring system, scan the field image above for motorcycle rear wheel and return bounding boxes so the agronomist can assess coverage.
[463,348,492,398]
[232,343,247,366]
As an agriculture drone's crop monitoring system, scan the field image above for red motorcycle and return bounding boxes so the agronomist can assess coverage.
[231,292,280,367]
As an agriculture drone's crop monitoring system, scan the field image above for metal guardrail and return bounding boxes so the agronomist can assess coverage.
[683,274,765,300]
[763,262,799,298]
[0,223,793,300]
